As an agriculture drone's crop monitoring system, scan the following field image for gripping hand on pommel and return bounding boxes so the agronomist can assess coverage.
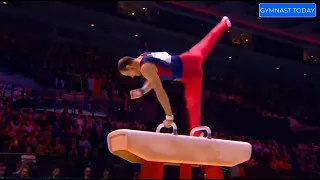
[162,120,174,128]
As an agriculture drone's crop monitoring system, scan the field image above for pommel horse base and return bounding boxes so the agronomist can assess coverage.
[107,123,252,179]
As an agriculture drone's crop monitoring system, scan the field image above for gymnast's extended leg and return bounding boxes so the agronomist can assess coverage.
[179,16,231,179]
[180,16,231,65]
[180,16,231,129]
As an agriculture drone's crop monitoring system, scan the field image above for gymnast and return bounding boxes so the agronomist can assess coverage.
[118,16,231,128]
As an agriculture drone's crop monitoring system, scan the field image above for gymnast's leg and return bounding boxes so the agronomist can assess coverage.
[179,16,231,131]
[178,17,230,179]
[180,16,231,64]
[184,73,203,131]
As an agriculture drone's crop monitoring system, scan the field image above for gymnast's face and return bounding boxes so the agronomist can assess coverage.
[120,68,141,78]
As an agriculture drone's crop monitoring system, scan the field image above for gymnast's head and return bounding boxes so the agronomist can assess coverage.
[118,56,142,78]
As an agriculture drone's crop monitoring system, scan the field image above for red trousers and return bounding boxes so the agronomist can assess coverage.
[179,19,229,130]
[179,19,228,179]
[139,19,229,179]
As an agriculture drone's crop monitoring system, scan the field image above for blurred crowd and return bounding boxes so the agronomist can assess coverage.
[0,5,320,179]
[1,91,319,178]
[0,105,146,178]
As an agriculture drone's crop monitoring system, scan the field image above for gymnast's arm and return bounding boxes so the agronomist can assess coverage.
[140,80,153,95]
[138,54,153,95]
[140,63,173,117]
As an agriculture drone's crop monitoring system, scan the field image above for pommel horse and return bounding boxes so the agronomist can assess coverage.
[107,123,252,179]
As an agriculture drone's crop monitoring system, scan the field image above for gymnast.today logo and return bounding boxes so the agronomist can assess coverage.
[259,3,317,18]
[259,7,316,14]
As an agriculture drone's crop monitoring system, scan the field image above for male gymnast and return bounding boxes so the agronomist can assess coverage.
[118,16,231,128]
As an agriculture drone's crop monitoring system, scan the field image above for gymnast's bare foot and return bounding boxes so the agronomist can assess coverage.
[163,119,174,128]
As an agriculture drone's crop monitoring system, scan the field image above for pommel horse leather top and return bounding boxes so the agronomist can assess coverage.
[107,123,252,167]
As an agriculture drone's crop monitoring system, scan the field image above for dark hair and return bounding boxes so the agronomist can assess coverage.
[118,56,134,71]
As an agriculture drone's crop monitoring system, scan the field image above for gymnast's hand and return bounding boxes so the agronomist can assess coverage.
[130,89,144,99]
[163,115,174,128]
[162,119,173,128]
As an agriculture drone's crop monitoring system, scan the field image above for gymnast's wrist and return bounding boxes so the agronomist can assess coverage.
[139,88,145,95]
[166,115,174,121]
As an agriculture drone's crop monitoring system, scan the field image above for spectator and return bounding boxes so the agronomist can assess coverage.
[103,170,109,179]
[79,134,92,151]
[269,153,279,170]
[75,114,84,130]
[52,137,65,155]
[19,167,29,179]
[84,167,91,179]
[68,142,79,168]
[42,137,53,154]
[87,74,94,93]
[76,148,91,176]
[9,134,26,153]
[52,168,60,178]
